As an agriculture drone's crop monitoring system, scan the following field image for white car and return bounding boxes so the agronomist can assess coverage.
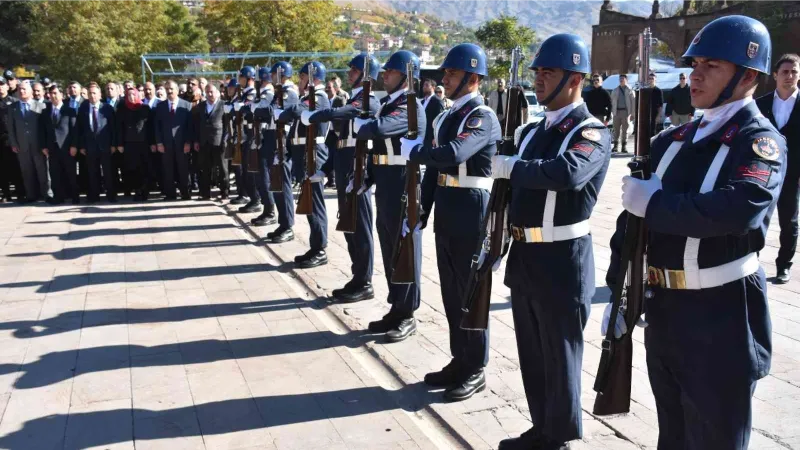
[525,91,544,119]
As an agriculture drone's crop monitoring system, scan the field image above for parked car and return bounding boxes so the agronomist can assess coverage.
[525,91,544,117]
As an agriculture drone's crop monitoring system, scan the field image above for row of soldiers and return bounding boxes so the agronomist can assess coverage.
[228,14,783,450]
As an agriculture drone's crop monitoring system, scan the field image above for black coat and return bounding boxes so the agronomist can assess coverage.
[757,91,800,175]
[43,102,78,151]
[116,102,153,145]
[192,100,225,147]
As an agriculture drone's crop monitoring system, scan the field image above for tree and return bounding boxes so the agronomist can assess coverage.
[475,16,536,81]
[29,1,209,85]
[0,2,40,70]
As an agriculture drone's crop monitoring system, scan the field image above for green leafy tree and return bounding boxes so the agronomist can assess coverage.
[475,16,536,81]
[0,2,40,71]
[29,1,208,85]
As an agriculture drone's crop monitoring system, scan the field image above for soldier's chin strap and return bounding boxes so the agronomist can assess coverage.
[711,66,747,108]
[449,73,474,102]
[387,74,407,95]
[539,71,575,106]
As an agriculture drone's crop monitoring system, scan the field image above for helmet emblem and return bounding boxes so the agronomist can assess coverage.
[747,42,759,59]
[470,58,478,68]
[573,54,581,65]
[692,30,702,45]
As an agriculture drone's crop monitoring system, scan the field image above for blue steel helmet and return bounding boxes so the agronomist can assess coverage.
[439,43,488,77]
[682,15,771,74]
[300,61,327,81]
[239,65,256,79]
[270,61,293,78]
[382,50,420,78]
[349,53,380,81]
[257,67,271,82]
[227,78,239,88]
[530,33,591,74]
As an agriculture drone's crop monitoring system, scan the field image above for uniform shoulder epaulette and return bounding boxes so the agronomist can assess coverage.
[514,123,536,147]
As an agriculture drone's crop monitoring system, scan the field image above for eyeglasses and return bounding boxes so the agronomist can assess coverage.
[592,79,601,82]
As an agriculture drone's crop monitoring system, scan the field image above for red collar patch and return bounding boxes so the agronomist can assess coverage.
[558,118,575,133]
[672,122,694,141]
[720,124,739,144]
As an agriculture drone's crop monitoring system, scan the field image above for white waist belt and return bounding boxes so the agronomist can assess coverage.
[437,173,493,190]
[649,253,759,290]
[511,220,590,243]
[292,136,325,146]
[372,154,408,166]
[340,137,372,149]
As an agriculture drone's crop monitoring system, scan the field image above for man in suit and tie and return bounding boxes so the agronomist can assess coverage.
[154,80,192,200]
[420,78,445,148]
[73,82,117,203]
[757,53,800,284]
[66,81,88,195]
[143,82,159,108]
[7,81,49,202]
[191,84,227,200]
[44,84,79,204]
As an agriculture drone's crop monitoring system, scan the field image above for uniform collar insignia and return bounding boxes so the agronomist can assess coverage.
[672,122,694,141]
[720,124,739,144]
[558,117,575,133]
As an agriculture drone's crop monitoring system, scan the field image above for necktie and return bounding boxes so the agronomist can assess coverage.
[92,107,98,133]
[21,102,27,117]
[52,106,59,123]
[170,103,175,116]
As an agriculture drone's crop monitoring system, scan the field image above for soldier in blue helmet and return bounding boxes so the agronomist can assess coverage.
[602,15,784,449]
[492,33,612,449]
[229,65,265,213]
[248,66,277,227]
[275,61,331,268]
[302,53,380,302]
[354,50,426,343]
[400,42,500,401]
[253,61,300,243]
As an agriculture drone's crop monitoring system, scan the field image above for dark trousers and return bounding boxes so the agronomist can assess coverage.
[240,144,261,204]
[374,166,421,316]
[505,236,595,443]
[306,181,328,251]
[335,146,374,287]
[324,132,337,183]
[199,142,224,198]
[111,151,125,195]
[86,149,114,201]
[188,150,199,190]
[1,145,25,200]
[256,129,275,211]
[273,157,295,230]
[48,147,78,202]
[232,164,244,198]
[162,145,189,198]
[436,233,488,375]
[123,142,151,197]
[77,151,89,194]
[18,146,49,201]
[776,169,799,270]
[643,270,770,450]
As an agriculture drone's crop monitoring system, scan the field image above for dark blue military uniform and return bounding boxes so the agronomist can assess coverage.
[252,85,275,212]
[280,85,331,252]
[608,101,785,449]
[233,86,261,205]
[413,95,498,376]
[310,88,379,287]
[506,103,611,443]
[253,82,300,231]
[356,91,426,317]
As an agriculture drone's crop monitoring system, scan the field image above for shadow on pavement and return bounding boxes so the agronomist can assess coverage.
[8,239,252,260]
[24,223,235,241]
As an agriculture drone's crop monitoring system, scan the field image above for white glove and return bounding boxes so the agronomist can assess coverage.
[300,110,315,126]
[308,170,325,183]
[273,154,281,166]
[346,178,368,195]
[224,104,233,114]
[601,303,648,339]
[400,136,423,160]
[491,155,520,179]
[233,102,243,112]
[272,108,284,122]
[353,117,370,134]
[621,174,662,218]
[401,218,422,237]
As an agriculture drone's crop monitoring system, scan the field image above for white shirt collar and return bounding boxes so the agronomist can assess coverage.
[52,101,63,109]
[544,100,584,129]
[386,88,405,105]
[692,96,753,144]
[351,86,363,98]
[774,87,799,103]
[450,91,479,113]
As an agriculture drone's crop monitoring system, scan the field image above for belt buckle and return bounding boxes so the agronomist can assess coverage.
[511,226,523,241]
[448,176,459,187]
[665,269,686,289]
[528,227,543,243]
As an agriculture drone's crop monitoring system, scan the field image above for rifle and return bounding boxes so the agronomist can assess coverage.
[390,61,420,284]
[223,100,234,160]
[295,66,317,215]
[460,46,524,330]
[269,67,286,192]
[232,85,243,166]
[248,83,261,173]
[592,28,654,416]
[336,54,372,233]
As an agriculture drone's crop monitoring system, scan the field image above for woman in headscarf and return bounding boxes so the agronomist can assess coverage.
[116,87,153,201]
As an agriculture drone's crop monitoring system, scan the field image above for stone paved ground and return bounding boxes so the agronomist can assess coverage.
[0,154,798,449]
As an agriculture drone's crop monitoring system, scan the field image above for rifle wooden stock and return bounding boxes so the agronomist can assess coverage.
[391,64,420,285]
[295,84,317,215]
[248,115,261,173]
[460,86,523,330]
[232,87,243,166]
[337,62,372,234]
[269,82,286,192]
[592,78,653,417]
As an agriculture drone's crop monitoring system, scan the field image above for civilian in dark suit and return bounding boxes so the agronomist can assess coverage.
[73,82,117,203]
[757,53,800,283]
[117,88,154,201]
[154,80,192,200]
[7,81,49,202]
[43,85,79,204]
[191,84,227,199]
[105,82,126,196]
[65,82,87,195]
[420,78,446,148]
